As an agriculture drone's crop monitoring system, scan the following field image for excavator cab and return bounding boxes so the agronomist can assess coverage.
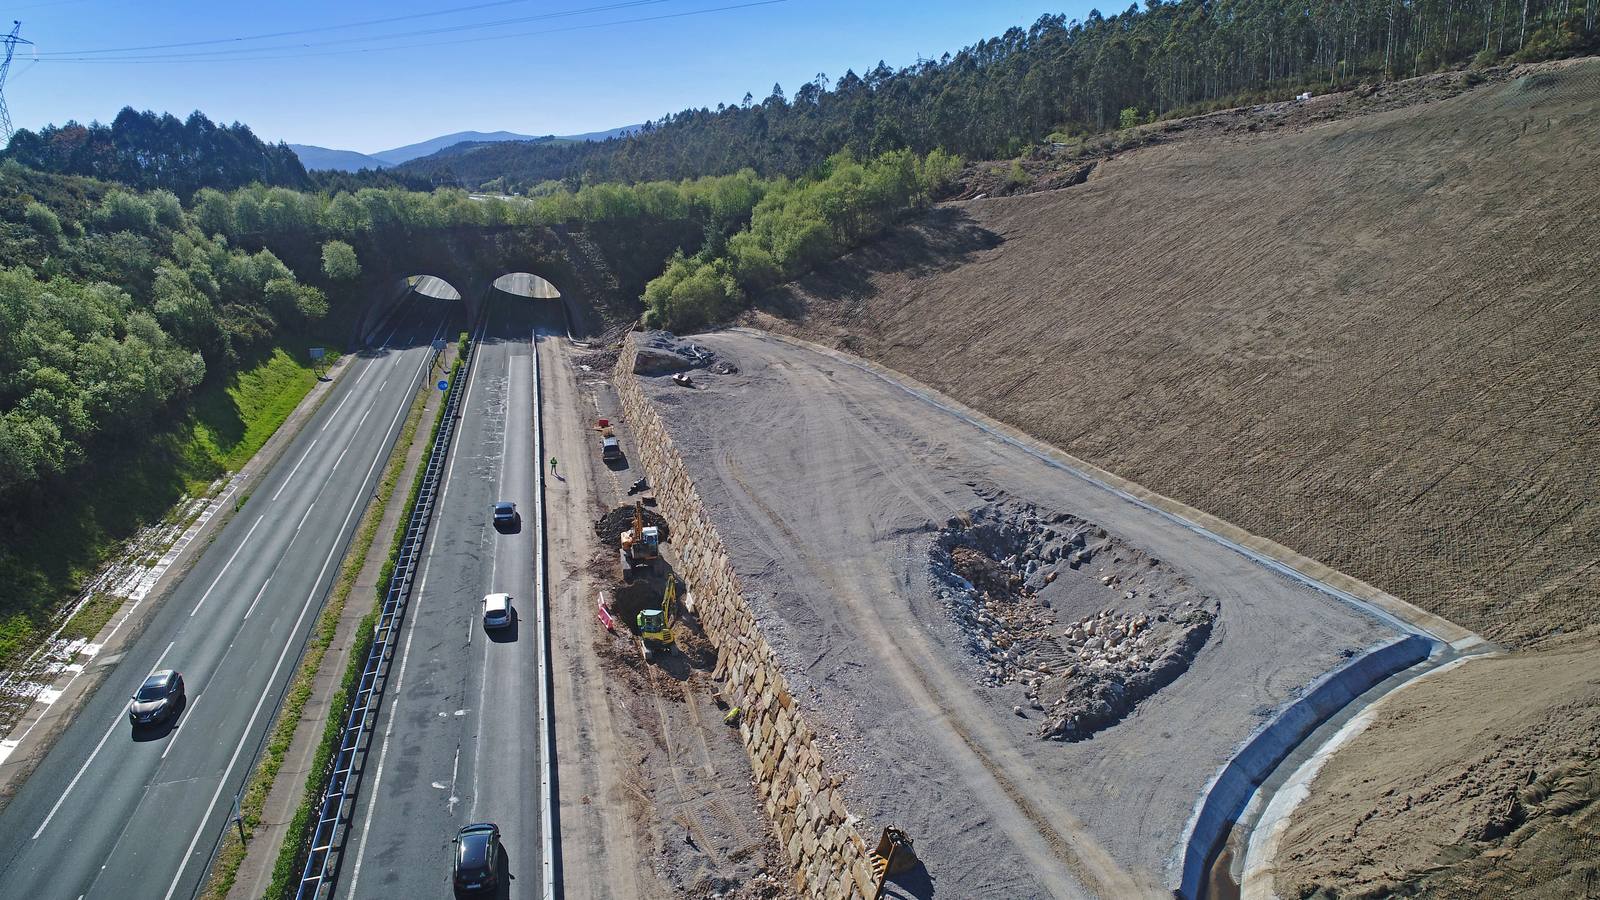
[637,577,677,662]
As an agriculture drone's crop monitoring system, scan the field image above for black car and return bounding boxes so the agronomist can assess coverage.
[491,501,519,531]
[129,670,185,726]
[452,822,501,897]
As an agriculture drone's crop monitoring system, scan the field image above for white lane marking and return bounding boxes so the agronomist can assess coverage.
[32,642,175,839]
[243,578,272,621]
[347,308,487,899]
[189,515,264,617]
[295,501,317,534]
[448,747,461,813]
[271,439,318,501]
[330,446,350,474]
[321,389,354,432]
[162,334,441,900]
[355,405,373,432]
[379,378,389,391]
[160,690,203,761]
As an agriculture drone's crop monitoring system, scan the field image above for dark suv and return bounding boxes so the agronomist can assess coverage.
[129,670,185,727]
[452,823,501,897]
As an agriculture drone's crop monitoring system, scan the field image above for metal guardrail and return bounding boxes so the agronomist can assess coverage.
[294,338,474,900]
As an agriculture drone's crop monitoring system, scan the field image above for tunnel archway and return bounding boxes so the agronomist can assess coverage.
[403,274,464,301]
[491,272,561,299]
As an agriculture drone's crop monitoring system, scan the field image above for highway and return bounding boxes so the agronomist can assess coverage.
[0,296,461,900]
[337,293,559,899]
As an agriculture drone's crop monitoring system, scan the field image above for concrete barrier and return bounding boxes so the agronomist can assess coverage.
[1173,633,1437,897]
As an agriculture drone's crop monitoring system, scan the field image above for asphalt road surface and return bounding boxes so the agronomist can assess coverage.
[337,293,560,899]
[0,296,461,900]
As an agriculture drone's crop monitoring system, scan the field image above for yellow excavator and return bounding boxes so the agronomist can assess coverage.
[638,575,676,662]
[619,500,661,579]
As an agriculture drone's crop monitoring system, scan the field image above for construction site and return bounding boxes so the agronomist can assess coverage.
[538,56,1599,900]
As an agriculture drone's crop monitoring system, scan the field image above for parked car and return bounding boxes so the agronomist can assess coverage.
[482,593,514,630]
[601,435,622,462]
[452,822,502,897]
[129,670,185,727]
[492,501,519,530]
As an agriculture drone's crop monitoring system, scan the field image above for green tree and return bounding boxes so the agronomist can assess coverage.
[320,240,362,281]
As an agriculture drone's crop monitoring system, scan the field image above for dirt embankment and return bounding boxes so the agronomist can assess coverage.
[1275,643,1600,898]
[751,56,1600,650]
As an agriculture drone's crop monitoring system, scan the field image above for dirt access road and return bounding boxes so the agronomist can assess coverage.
[636,329,1419,897]
[542,334,792,900]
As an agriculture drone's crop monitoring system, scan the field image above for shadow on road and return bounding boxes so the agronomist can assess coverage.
[487,615,519,644]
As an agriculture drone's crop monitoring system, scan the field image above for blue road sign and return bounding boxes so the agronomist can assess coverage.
[438,379,449,391]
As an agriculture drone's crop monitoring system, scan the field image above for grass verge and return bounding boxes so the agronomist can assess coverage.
[262,349,464,898]
[198,351,439,900]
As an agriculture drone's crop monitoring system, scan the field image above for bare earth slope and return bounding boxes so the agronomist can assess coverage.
[753,57,1600,648]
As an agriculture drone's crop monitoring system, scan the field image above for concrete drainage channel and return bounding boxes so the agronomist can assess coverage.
[292,335,475,899]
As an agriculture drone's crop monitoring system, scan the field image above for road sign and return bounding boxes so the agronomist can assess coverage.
[308,347,326,361]
[438,379,449,391]
[431,339,447,351]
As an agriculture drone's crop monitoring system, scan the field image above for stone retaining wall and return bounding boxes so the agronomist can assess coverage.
[614,334,877,900]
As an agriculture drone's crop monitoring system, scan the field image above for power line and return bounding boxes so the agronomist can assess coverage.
[32,0,670,56]
[32,0,789,65]
[1,21,36,142]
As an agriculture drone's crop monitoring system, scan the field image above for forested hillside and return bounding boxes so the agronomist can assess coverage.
[2,108,308,195]
[396,0,1598,190]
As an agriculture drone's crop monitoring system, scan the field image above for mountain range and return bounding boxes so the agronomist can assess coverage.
[289,125,638,172]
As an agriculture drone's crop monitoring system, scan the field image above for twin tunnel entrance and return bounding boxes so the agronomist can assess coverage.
[391,272,565,340]
[404,271,561,303]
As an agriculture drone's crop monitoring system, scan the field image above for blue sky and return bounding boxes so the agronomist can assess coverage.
[5,0,1082,154]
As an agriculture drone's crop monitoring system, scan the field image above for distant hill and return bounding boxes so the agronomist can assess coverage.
[371,130,542,166]
[290,125,641,172]
[287,144,388,172]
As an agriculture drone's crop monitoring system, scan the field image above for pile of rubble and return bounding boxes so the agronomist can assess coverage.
[930,499,1218,742]
[1034,605,1214,742]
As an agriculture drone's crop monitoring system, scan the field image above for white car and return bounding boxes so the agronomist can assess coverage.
[482,593,514,630]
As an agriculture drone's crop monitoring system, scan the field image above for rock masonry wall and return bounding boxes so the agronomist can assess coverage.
[613,334,878,900]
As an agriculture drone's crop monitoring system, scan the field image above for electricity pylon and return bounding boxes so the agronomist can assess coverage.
[1,21,33,144]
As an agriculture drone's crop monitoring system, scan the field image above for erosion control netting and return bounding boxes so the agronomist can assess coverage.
[594,505,671,549]
[930,498,1218,742]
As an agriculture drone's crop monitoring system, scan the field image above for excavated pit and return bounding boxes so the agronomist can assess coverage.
[931,498,1218,741]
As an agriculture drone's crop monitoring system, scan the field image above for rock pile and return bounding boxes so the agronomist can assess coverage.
[930,499,1219,742]
[1035,606,1214,742]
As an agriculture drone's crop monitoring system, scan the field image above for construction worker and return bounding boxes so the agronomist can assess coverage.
[549,456,558,475]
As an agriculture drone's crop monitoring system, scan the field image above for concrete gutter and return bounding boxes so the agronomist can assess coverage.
[1171,634,1436,898]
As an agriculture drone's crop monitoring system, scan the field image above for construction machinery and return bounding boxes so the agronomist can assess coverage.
[638,575,677,662]
[619,500,660,578]
[870,827,918,899]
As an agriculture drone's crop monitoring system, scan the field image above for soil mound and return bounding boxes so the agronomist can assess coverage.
[594,505,671,548]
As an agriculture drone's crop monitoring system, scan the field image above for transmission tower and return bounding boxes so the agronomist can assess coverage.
[1,21,34,144]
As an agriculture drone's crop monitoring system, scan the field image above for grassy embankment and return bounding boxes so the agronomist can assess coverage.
[0,335,335,667]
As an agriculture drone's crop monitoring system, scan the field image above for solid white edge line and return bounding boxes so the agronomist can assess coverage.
[532,326,556,900]
[189,515,265,617]
[32,641,175,839]
[345,308,487,900]
[272,440,318,502]
[161,329,440,900]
